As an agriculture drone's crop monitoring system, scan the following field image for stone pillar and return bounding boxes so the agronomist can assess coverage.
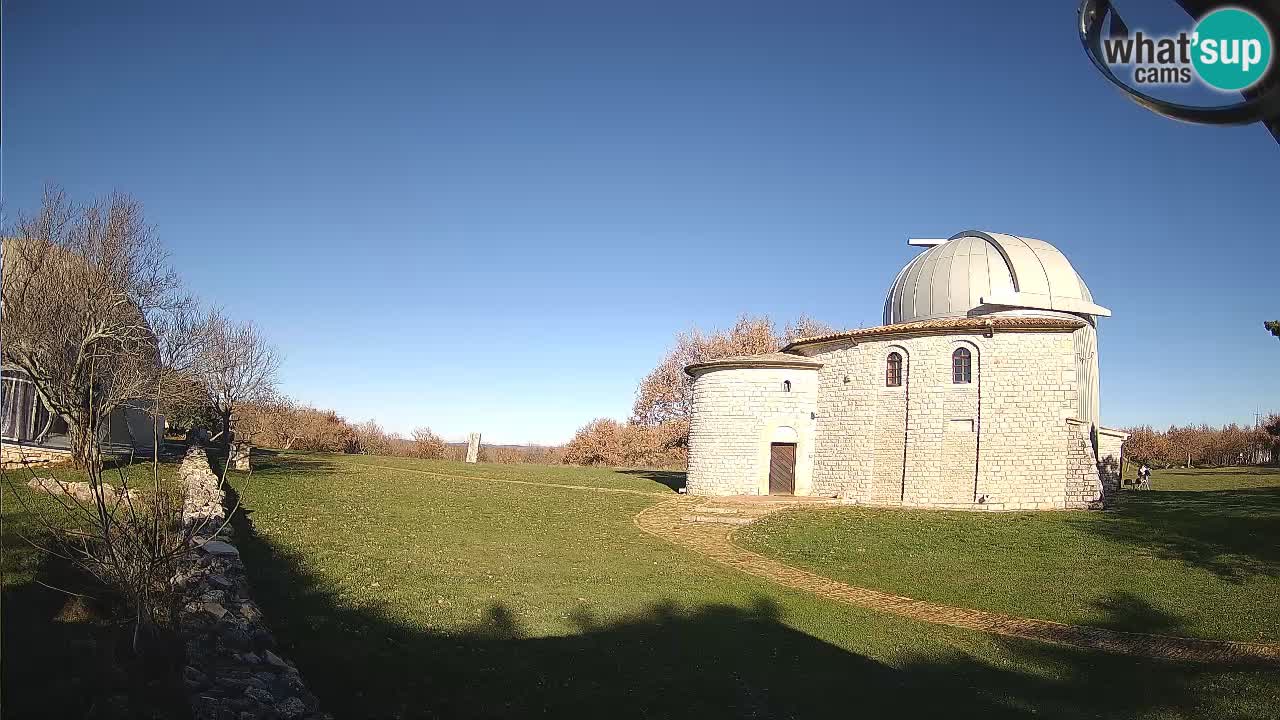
[229,443,251,471]
[465,433,481,464]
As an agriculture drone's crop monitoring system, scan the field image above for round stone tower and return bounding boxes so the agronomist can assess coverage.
[685,353,821,496]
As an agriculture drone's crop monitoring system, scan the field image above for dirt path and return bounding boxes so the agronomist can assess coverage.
[633,495,1280,665]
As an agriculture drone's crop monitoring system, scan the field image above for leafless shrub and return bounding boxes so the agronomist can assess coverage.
[192,310,280,445]
[6,444,244,658]
[348,419,395,455]
[563,418,685,468]
[410,427,448,459]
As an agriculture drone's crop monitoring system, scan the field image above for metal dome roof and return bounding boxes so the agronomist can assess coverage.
[882,231,1111,325]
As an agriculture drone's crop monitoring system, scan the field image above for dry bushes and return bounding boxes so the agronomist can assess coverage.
[1123,417,1279,468]
[483,444,565,465]
[235,399,355,452]
[410,427,448,459]
[563,419,680,468]
[232,400,570,465]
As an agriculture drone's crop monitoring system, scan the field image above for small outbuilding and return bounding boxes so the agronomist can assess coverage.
[685,231,1127,510]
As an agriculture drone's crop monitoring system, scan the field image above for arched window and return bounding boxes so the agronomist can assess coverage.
[952,347,972,384]
[782,380,792,392]
[886,352,903,387]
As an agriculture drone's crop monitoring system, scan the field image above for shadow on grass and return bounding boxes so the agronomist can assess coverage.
[208,447,346,479]
[0,508,190,719]
[616,468,686,493]
[1089,486,1280,582]
[1083,590,1188,636]
[219,479,1272,719]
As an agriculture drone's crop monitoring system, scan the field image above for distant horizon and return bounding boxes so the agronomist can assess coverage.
[6,1,1277,445]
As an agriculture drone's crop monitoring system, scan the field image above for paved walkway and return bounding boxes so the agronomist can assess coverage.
[634,495,1280,665]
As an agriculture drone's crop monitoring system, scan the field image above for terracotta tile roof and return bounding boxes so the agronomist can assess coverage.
[783,316,1085,352]
[684,352,824,377]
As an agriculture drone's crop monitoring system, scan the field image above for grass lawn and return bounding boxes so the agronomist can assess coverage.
[738,467,1280,644]
[221,452,1279,719]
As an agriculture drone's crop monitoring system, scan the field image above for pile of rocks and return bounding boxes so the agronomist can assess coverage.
[26,476,140,504]
[175,446,329,720]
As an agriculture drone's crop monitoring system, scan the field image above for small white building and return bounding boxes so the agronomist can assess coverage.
[684,231,1127,510]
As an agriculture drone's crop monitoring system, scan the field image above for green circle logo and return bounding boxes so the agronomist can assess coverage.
[1191,8,1273,91]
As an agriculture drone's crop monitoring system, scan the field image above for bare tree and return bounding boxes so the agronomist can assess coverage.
[2,187,184,467]
[782,314,835,345]
[349,419,394,455]
[193,310,280,445]
[1,187,230,657]
[629,314,833,449]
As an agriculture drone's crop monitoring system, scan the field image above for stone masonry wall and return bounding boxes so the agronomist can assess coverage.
[804,328,1086,509]
[807,338,872,498]
[175,447,330,720]
[687,367,818,495]
[868,349,908,504]
[1064,422,1104,509]
[1,442,72,468]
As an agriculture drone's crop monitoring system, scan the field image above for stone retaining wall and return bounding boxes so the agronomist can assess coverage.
[174,447,329,720]
[1,442,72,468]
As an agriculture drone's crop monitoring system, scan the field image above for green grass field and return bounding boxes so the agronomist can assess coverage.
[224,453,1278,719]
[5,455,1279,719]
[738,467,1280,644]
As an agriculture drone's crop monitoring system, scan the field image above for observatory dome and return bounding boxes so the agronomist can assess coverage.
[882,231,1110,326]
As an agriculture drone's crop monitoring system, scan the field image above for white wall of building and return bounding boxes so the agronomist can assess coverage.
[687,366,819,496]
[795,328,1097,509]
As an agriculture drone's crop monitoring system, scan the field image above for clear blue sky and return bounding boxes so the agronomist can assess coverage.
[4,1,1277,444]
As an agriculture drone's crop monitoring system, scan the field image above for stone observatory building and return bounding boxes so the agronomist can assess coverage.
[684,230,1127,510]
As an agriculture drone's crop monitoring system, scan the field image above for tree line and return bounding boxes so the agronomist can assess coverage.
[1120,417,1279,468]
[230,398,565,464]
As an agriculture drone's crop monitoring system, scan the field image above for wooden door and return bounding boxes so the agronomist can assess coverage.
[769,443,796,495]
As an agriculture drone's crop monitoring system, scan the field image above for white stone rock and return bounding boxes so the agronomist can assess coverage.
[200,540,239,557]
